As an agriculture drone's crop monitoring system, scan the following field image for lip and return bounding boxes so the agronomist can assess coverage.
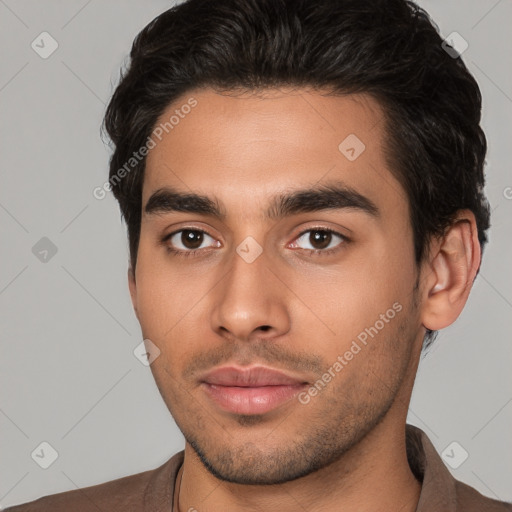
[200,366,308,415]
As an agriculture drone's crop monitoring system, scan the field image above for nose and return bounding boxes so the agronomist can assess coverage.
[210,246,291,343]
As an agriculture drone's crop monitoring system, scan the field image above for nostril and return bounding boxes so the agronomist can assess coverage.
[259,325,272,332]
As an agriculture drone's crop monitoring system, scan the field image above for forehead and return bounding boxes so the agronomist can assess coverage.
[143,87,404,219]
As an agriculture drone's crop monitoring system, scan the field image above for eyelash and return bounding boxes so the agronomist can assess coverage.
[161,227,349,259]
[161,229,213,259]
[288,227,349,257]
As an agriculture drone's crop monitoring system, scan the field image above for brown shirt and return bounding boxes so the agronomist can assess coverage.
[3,425,511,511]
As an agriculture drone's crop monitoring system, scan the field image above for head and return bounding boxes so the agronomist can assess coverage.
[103,0,489,485]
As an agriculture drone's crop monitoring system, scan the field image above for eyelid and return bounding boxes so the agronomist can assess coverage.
[163,227,220,245]
[288,226,349,252]
[162,220,217,237]
[293,225,349,240]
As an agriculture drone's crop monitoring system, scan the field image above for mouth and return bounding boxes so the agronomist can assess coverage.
[200,365,309,415]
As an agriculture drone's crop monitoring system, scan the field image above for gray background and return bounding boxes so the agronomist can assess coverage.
[0,0,511,508]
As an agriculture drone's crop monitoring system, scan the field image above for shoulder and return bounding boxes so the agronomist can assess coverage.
[2,469,153,512]
[455,480,512,511]
[2,452,184,512]
[406,424,512,511]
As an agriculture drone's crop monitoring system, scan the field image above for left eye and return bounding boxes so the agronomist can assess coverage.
[290,229,346,251]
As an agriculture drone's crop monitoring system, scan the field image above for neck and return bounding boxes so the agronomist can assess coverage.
[176,417,421,512]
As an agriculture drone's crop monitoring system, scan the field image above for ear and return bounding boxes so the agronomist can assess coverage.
[128,267,139,320]
[420,210,482,332]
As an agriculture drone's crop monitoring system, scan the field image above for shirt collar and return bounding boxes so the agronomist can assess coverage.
[406,424,458,511]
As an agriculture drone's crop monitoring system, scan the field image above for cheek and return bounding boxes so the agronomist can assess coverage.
[293,244,416,376]
[294,255,408,342]
[134,245,212,338]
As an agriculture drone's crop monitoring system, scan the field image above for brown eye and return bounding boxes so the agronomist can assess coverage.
[167,229,217,252]
[181,230,204,249]
[290,228,347,253]
[309,230,332,249]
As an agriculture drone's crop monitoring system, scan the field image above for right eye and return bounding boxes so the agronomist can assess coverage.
[163,229,221,256]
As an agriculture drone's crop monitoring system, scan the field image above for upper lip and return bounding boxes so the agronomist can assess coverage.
[201,366,308,387]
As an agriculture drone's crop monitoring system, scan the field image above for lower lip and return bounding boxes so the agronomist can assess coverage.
[201,383,307,415]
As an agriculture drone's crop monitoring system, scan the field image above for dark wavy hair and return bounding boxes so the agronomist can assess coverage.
[103,0,490,350]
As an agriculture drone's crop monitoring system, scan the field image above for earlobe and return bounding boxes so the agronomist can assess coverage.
[128,267,139,319]
[421,211,481,331]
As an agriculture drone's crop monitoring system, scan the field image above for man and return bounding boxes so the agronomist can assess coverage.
[5,0,511,510]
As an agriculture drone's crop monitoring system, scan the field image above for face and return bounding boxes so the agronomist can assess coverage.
[130,87,424,485]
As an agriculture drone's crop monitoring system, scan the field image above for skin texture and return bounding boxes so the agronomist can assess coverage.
[128,87,481,512]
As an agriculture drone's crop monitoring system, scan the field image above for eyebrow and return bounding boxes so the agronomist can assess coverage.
[144,182,379,220]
